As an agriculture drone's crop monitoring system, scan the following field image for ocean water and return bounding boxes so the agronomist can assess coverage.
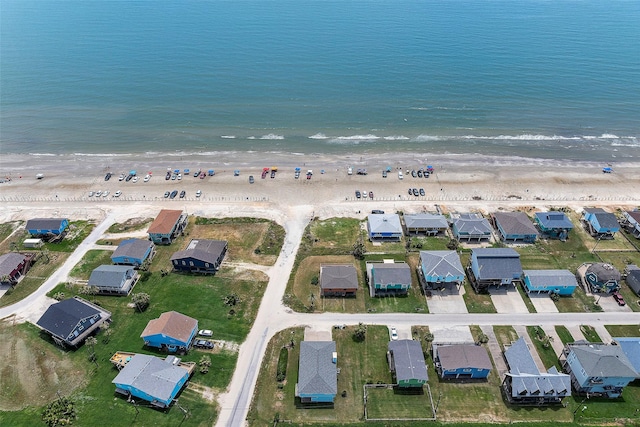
[1,0,639,161]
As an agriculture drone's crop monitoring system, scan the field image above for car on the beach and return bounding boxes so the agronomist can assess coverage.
[194,170,201,178]
[412,188,419,196]
[132,176,139,183]
[119,174,125,181]
[198,329,213,337]
[179,190,186,198]
[271,170,276,178]
[166,171,171,180]
[171,173,177,180]
[196,190,202,197]
[144,174,150,182]
[362,190,368,198]
[88,191,94,197]
[417,170,423,178]
[249,175,254,184]
[234,170,240,176]
[95,191,102,197]
[419,188,425,196]
[164,191,170,198]
[170,190,178,199]
[369,191,374,199]
[355,190,361,199]
[398,171,403,180]
[408,188,412,195]
[411,170,417,178]
[612,292,626,306]
[199,172,206,179]
[104,172,112,181]
[372,210,384,214]
[102,191,110,197]
[193,339,214,349]
[382,170,387,178]
[125,174,133,182]
[390,327,398,341]
[114,190,122,197]
[177,173,182,180]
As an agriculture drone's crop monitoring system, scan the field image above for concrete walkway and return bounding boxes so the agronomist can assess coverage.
[480,325,508,378]
[593,324,614,344]
[567,325,587,342]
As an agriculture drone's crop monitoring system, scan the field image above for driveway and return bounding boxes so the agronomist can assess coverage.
[430,325,474,344]
[426,285,468,314]
[528,293,559,313]
[489,286,529,314]
[304,326,332,341]
[594,293,633,313]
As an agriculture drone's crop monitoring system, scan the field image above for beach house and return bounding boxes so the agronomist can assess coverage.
[387,340,428,388]
[140,311,198,353]
[582,208,619,239]
[534,211,574,240]
[625,265,640,296]
[147,209,188,245]
[492,211,538,243]
[418,250,465,290]
[295,341,337,403]
[319,264,358,297]
[403,213,448,236]
[170,239,227,274]
[367,213,403,241]
[366,261,412,297]
[111,238,156,267]
[502,337,571,405]
[87,265,139,296]
[25,218,69,240]
[0,252,35,286]
[521,269,578,296]
[582,262,621,294]
[563,342,638,398]
[451,213,493,242]
[433,344,492,380]
[622,210,640,238]
[467,248,523,293]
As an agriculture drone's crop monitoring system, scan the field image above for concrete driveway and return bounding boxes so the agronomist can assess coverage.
[426,285,468,314]
[528,293,559,313]
[594,294,633,312]
[489,286,529,314]
[431,325,474,344]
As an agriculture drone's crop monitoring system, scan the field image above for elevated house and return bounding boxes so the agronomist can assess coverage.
[418,250,465,290]
[492,211,538,243]
[319,264,358,297]
[25,218,69,240]
[295,341,337,404]
[582,262,621,294]
[582,208,619,239]
[170,239,227,274]
[88,265,139,296]
[111,238,156,267]
[367,213,403,241]
[467,248,523,293]
[614,337,640,378]
[451,213,493,242]
[522,269,578,296]
[433,344,492,380]
[387,340,428,388]
[147,209,188,245]
[112,353,192,408]
[563,342,637,398]
[534,211,574,241]
[403,213,448,236]
[622,210,640,238]
[366,261,412,297]
[35,297,111,348]
[503,337,571,405]
[625,265,640,296]
[140,311,198,353]
[0,252,35,286]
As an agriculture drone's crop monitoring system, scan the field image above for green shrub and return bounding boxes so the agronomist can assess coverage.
[276,346,288,381]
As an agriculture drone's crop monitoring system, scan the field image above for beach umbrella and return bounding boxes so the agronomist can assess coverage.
[295,167,301,171]
[174,169,180,173]
[129,170,137,176]
[184,169,190,173]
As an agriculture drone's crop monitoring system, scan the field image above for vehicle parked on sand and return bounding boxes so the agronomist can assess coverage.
[196,190,202,197]
[164,191,170,198]
[179,190,186,198]
[194,339,214,349]
[105,172,112,181]
[249,176,254,184]
[114,190,122,197]
[170,190,178,199]
[355,190,361,199]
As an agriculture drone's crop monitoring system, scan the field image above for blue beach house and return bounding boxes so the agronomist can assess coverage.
[563,342,638,398]
[419,250,465,290]
[582,208,619,239]
[614,338,640,377]
[367,213,403,241]
[25,218,69,238]
[147,209,188,245]
[111,238,156,267]
[492,211,538,243]
[366,261,412,297]
[452,213,492,242]
[140,311,198,353]
[534,211,573,240]
[296,341,337,403]
[623,210,640,238]
[88,265,139,296]
[522,269,578,296]
[170,239,227,274]
[583,262,621,293]
[112,354,190,408]
[433,344,492,380]
[468,248,523,293]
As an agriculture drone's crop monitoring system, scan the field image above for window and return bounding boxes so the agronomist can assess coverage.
[182,261,186,266]
[189,261,194,266]
[463,369,472,372]
[205,263,210,268]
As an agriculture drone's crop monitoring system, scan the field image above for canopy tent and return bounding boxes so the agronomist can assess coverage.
[129,170,137,176]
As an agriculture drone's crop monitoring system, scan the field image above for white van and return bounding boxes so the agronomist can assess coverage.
[347,167,353,175]
[398,171,403,180]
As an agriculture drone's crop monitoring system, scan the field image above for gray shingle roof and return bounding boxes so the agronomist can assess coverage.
[112,354,189,403]
[534,212,573,229]
[586,263,620,282]
[170,239,227,264]
[88,265,134,289]
[625,210,640,224]
[472,248,522,280]
[25,218,67,231]
[568,343,637,378]
[112,239,153,261]
[388,340,428,383]
[614,338,640,378]
[368,214,402,234]
[435,344,492,371]
[404,213,448,230]
[36,297,101,338]
[297,341,337,396]
[0,252,28,277]
[372,262,412,285]
[453,214,492,235]
[585,208,619,229]
[320,265,358,290]
[626,269,640,295]
[493,212,538,236]
[523,270,578,288]
[419,250,464,279]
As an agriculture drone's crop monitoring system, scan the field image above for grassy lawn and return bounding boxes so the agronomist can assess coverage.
[516,283,537,313]
[106,217,152,233]
[0,220,23,251]
[579,325,602,343]
[493,326,519,350]
[605,324,640,337]
[306,217,362,254]
[44,220,97,253]
[461,281,497,313]
[554,286,600,313]
[555,325,575,345]
[567,383,640,424]
[365,386,434,420]
[406,235,451,252]
[68,249,113,280]
[526,326,561,370]
[0,252,70,308]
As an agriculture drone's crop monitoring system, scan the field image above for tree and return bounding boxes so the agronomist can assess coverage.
[477,333,489,344]
[131,292,150,312]
[424,332,434,343]
[85,336,98,364]
[353,322,367,342]
[446,239,459,250]
[352,236,366,259]
[42,396,76,427]
[542,335,554,349]
[100,322,112,344]
[53,292,65,301]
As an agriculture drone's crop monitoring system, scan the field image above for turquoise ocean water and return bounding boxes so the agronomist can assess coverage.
[1,0,639,161]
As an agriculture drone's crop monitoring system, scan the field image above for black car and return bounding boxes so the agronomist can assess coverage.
[249,175,255,184]
[419,188,425,196]
[417,170,423,178]
[125,174,133,182]
[408,188,413,195]
[194,339,214,349]
[355,190,361,199]
[165,171,171,180]
[412,188,419,196]
[179,190,186,198]
[411,170,417,178]
[170,190,178,199]
[164,191,170,198]
[371,209,385,214]
[104,172,112,181]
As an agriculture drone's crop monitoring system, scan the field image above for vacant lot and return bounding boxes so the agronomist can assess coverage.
[68,249,113,281]
[106,217,152,234]
[365,386,434,420]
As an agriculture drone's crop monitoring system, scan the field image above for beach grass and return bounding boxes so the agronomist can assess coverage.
[42,220,96,253]
[106,217,152,234]
[493,326,518,350]
[365,386,434,420]
[68,249,113,281]
[554,286,600,313]
[555,325,575,345]
[579,325,602,343]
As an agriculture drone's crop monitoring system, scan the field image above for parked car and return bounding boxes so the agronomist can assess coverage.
[171,173,177,180]
[390,327,398,341]
[144,174,150,182]
[179,190,186,198]
[170,190,178,199]
[412,188,419,196]
[408,188,413,195]
[164,191,170,198]
[102,190,109,197]
[104,172,112,181]
[362,190,368,198]
[271,169,276,178]
[194,339,214,349]
[612,292,626,306]
[369,191,374,199]
[417,170,423,178]
[125,174,133,182]
[118,173,125,181]
[382,170,387,178]
[88,191,94,197]
[95,191,102,197]
[114,190,122,197]
[419,188,425,196]
[249,175,254,184]
[177,173,182,180]
[398,171,403,180]
[355,190,361,199]
[165,171,171,180]
[371,210,384,214]
[132,176,139,183]
[198,329,213,337]
[196,190,202,197]
[194,170,201,178]
[234,170,240,176]
[411,170,417,178]
[199,172,206,179]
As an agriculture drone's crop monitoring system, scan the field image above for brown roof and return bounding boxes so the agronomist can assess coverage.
[436,344,492,371]
[140,311,197,342]
[148,210,183,234]
[626,211,640,223]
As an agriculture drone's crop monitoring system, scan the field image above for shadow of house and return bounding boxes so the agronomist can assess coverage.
[582,208,619,239]
[522,269,578,296]
[0,252,35,286]
[562,342,637,398]
[403,213,448,236]
[387,340,428,388]
[451,213,492,242]
[467,248,523,294]
[534,211,574,241]
[295,341,337,404]
[418,250,465,291]
[147,210,188,245]
[140,311,198,354]
[502,337,571,405]
[88,265,139,296]
[25,218,69,241]
[111,238,156,268]
[35,297,111,348]
[170,239,227,274]
[492,211,538,243]
[366,261,412,297]
[433,343,492,380]
[320,264,358,297]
